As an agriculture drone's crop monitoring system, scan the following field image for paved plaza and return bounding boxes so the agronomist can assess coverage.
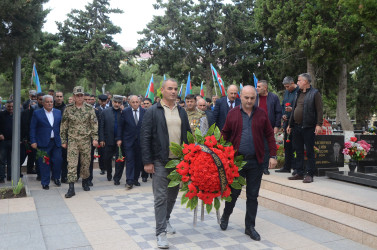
[0,168,374,250]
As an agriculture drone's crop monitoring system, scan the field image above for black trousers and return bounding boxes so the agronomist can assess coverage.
[283,127,295,171]
[223,159,263,229]
[124,144,143,185]
[105,145,125,181]
[292,125,316,177]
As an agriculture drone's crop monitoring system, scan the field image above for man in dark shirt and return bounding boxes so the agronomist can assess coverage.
[220,85,277,241]
[287,73,323,183]
[276,77,299,173]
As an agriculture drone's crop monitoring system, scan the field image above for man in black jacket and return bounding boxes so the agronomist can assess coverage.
[141,79,191,249]
[287,73,323,183]
[99,95,124,182]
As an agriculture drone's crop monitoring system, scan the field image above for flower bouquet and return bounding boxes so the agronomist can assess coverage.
[36,148,50,165]
[115,146,125,163]
[165,124,246,216]
[342,137,371,161]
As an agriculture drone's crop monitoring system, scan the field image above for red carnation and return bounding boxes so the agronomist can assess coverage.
[181,175,189,182]
[197,191,215,205]
[350,137,357,142]
[285,103,291,107]
[185,183,198,199]
[222,186,231,197]
[204,135,217,147]
[276,144,280,150]
[286,139,291,143]
[43,156,50,165]
[26,150,32,154]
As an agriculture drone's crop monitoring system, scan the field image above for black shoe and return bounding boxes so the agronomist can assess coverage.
[100,170,105,175]
[126,184,133,190]
[245,227,261,241]
[275,168,291,173]
[107,174,112,181]
[220,214,229,230]
[292,170,297,176]
[42,185,49,190]
[134,181,141,186]
[27,170,37,174]
[82,178,90,191]
[88,180,93,186]
[36,175,41,181]
[142,177,148,182]
[54,179,61,187]
[114,180,120,185]
[0,179,4,183]
[263,169,270,175]
[61,177,68,183]
[65,183,75,198]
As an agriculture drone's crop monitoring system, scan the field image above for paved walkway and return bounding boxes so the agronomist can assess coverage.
[0,169,374,250]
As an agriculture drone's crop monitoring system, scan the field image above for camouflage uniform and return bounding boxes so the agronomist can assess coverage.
[186,108,208,135]
[60,102,98,183]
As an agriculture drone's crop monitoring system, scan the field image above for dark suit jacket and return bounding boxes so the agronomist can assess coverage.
[99,107,122,146]
[213,97,241,130]
[30,108,62,147]
[117,107,145,148]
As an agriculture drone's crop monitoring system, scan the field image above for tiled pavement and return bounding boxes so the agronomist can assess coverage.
[0,169,374,250]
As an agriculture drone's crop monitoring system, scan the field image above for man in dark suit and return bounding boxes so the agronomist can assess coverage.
[99,95,124,183]
[117,95,146,189]
[30,95,62,190]
[213,85,241,130]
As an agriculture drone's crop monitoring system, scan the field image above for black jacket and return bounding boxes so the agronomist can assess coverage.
[141,102,191,165]
[289,86,320,128]
[99,107,122,146]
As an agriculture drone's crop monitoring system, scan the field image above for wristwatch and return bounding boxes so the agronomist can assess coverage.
[270,156,277,160]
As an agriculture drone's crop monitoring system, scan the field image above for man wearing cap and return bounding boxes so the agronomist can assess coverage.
[276,77,299,174]
[23,90,37,110]
[99,95,124,183]
[94,94,108,175]
[60,86,99,198]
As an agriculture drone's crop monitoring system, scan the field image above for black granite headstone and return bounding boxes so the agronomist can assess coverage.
[315,135,344,168]
[356,135,377,168]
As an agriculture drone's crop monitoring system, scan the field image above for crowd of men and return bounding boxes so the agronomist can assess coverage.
[0,73,323,249]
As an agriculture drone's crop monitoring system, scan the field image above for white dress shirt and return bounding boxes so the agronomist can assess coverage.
[44,108,54,138]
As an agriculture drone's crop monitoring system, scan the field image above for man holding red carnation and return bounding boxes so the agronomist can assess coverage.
[220,85,277,241]
[141,78,191,249]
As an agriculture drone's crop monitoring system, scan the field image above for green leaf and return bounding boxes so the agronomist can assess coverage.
[237,176,246,186]
[187,131,195,144]
[220,136,226,145]
[214,197,220,210]
[168,180,180,187]
[224,142,232,147]
[235,155,244,162]
[231,182,242,189]
[195,128,204,144]
[191,196,198,210]
[181,193,189,205]
[222,196,232,202]
[180,182,189,191]
[214,126,221,140]
[170,144,183,158]
[206,203,213,214]
[167,171,181,181]
[205,123,216,137]
[186,198,192,208]
[165,159,180,168]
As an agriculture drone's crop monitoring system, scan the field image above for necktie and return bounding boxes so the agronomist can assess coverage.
[230,101,234,109]
[134,110,138,124]
[114,110,118,137]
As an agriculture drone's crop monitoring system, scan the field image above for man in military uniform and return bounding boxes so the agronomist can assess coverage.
[185,94,208,135]
[60,86,99,198]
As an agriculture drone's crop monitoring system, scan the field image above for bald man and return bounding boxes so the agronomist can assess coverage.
[220,85,277,241]
[213,85,241,130]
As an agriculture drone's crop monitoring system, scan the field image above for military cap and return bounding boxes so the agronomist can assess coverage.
[29,90,37,96]
[98,94,108,101]
[113,95,123,103]
[73,86,84,95]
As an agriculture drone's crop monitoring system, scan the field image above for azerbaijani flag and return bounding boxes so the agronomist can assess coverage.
[185,72,192,98]
[237,83,243,98]
[210,64,226,96]
[253,73,258,88]
[200,81,204,97]
[178,84,184,97]
[32,63,42,93]
[145,74,154,101]
[163,74,166,81]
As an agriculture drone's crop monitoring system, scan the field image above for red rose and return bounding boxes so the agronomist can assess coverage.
[285,103,291,107]
[350,137,357,142]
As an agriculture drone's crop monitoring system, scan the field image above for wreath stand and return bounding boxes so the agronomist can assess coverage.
[193,200,220,226]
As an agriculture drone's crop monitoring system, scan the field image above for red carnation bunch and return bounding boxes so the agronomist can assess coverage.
[166,125,246,213]
[115,146,125,162]
[36,148,50,165]
[285,103,291,107]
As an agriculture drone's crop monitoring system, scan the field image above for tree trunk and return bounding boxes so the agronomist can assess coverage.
[337,60,353,131]
[206,70,215,97]
[307,59,316,88]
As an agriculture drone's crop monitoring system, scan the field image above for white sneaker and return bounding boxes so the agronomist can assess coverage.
[157,232,169,249]
[166,220,176,234]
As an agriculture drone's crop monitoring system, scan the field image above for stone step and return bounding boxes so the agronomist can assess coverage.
[257,189,377,249]
[260,175,377,224]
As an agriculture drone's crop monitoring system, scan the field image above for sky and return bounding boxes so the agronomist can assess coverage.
[43,0,164,49]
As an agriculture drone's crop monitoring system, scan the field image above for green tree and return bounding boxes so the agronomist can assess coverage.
[57,0,125,94]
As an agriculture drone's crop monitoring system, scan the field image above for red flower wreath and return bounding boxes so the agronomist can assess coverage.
[166,125,246,213]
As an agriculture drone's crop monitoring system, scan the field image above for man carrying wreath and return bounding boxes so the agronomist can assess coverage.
[220,85,277,241]
[141,79,191,249]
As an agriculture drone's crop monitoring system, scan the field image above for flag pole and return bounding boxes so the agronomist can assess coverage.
[210,64,218,97]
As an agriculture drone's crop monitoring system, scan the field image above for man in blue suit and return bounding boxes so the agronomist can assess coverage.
[30,95,62,190]
[213,85,241,130]
[117,95,145,189]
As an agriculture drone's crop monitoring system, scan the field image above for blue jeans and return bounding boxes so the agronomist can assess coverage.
[292,126,316,177]
[223,159,263,228]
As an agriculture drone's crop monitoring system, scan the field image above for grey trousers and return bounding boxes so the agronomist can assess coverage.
[153,160,180,236]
